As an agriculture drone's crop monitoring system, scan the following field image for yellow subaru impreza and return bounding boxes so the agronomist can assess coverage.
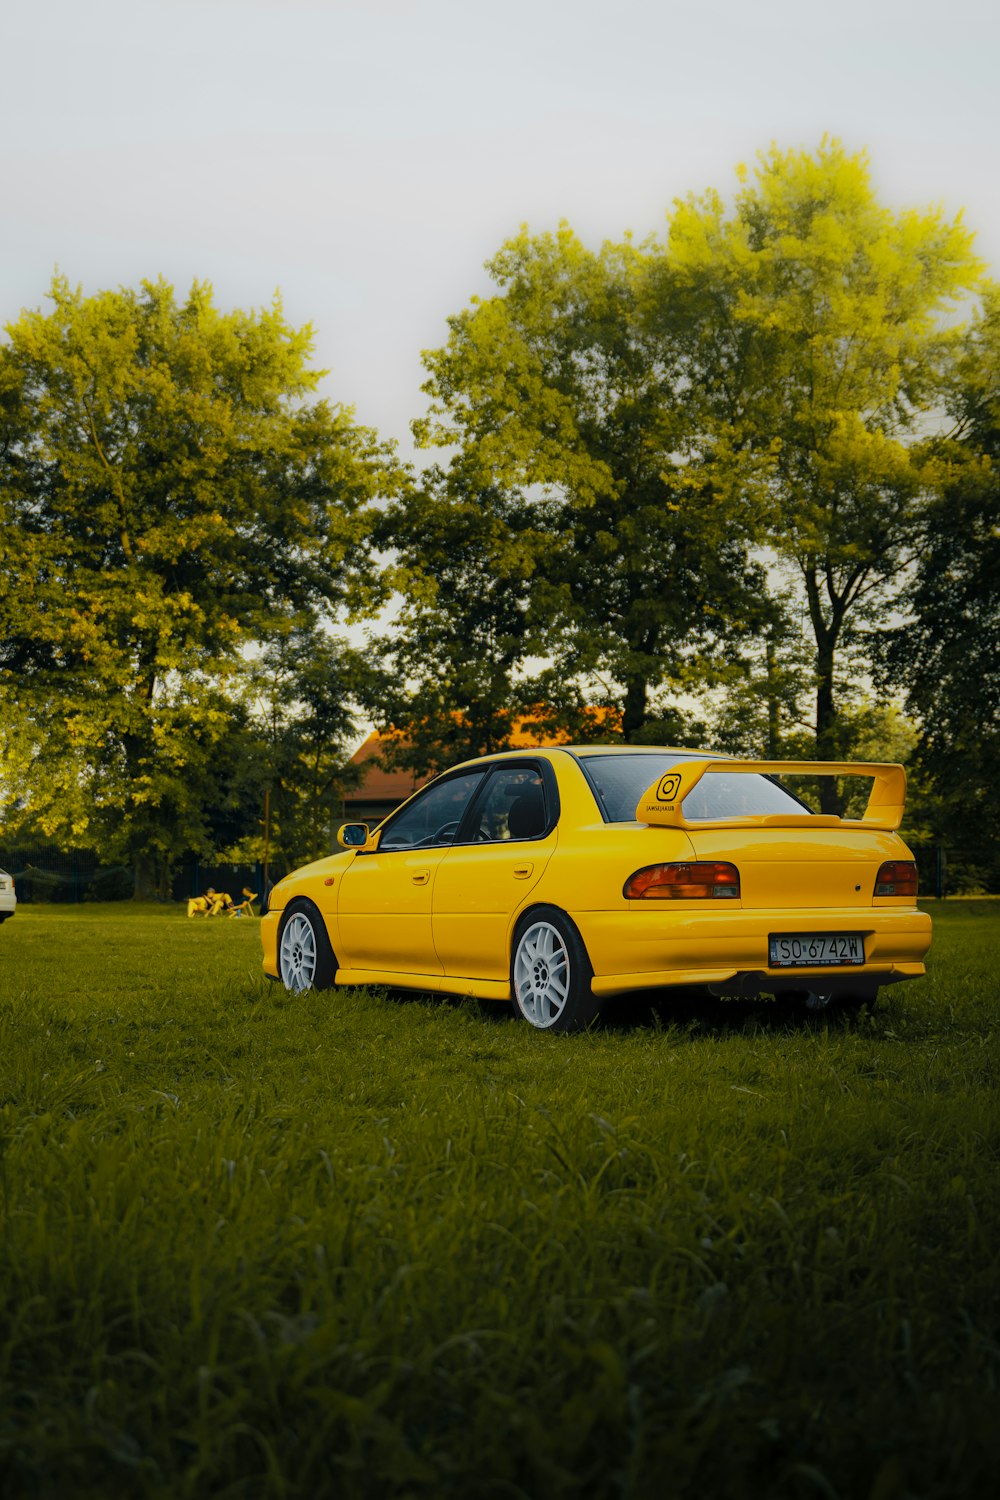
[261,747,931,1032]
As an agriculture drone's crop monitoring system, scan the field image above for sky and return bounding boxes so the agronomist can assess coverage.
[2,0,999,462]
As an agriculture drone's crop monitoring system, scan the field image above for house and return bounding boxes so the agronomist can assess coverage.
[340,711,621,828]
[340,732,429,827]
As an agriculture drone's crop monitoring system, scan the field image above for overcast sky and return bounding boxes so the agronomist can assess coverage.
[2,0,998,462]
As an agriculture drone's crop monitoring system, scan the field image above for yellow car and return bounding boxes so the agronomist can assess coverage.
[261,747,931,1032]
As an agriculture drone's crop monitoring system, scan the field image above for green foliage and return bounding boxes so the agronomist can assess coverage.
[881,285,1000,851]
[241,625,369,868]
[0,276,395,892]
[2,142,996,871]
[367,466,543,774]
[666,139,983,800]
[706,596,814,758]
[1,904,999,1496]
[406,144,984,774]
[418,227,766,741]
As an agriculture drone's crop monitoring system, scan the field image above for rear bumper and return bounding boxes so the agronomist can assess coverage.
[574,906,931,999]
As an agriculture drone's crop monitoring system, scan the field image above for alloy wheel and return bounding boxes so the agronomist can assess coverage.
[279,912,318,992]
[513,920,571,1028]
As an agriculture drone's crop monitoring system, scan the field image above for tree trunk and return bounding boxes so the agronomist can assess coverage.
[803,568,846,816]
[132,847,158,902]
[132,842,173,901]
[622,674,647,742]
[765,637,781,758]
[815,640,841,815]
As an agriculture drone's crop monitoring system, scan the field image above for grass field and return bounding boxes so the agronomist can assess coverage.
[1,901,998,1499]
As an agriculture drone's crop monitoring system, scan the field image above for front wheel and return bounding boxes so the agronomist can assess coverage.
[511,906,600,1033]
[277,900,337,992]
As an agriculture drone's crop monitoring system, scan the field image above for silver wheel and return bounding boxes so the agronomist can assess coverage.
[513,920,571,1029]
[279,912,318,992]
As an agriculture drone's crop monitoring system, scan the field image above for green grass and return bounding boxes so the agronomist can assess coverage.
[1,901,998,1499]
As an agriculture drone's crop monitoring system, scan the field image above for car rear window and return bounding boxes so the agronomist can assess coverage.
[579,754,810,822]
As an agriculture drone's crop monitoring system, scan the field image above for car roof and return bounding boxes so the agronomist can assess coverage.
[443,744,730,773]
[563,745,729,758]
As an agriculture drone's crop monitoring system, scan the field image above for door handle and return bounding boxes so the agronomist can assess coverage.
[411,869,431,885]
[513,863,533,879]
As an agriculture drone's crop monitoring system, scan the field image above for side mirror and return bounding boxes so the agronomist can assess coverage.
[337,822,371,848]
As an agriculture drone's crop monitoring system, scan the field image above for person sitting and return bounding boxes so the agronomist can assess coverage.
[229,887,258,918]
[187,895,210,918]
[206,887,234,917]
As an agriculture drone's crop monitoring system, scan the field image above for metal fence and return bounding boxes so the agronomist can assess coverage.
[0,848,285,906]
[2,842,996,903]
[907,845,999,900]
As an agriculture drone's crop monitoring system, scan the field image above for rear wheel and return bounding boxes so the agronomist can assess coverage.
[277,900,337,992]
[511,907,599,1034]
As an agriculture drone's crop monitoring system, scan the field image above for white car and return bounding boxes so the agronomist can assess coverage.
[0,868,16,923]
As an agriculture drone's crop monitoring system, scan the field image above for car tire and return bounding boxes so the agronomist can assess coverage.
[277,899,338,993]
[510,906,600,1034]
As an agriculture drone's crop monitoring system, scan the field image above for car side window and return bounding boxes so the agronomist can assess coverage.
[378,771,485,851]
[470,768,547,843]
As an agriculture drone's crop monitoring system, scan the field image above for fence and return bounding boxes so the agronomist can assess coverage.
[0,848,285,906]
[907,844,999,900]
[2,842,997,903]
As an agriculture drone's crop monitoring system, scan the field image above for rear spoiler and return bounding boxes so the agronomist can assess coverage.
[636,760,907,833]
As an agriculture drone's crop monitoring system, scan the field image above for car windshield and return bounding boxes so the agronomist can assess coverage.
[579,753,810,822]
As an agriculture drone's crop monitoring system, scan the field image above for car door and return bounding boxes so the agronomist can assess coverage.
[336,768,486,975]
[432,763,559,982]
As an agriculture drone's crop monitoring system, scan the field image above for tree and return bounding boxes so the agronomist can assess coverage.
[0,276,394,895]
[706,592,814,758]
[880,286,1000,862]
[368,464,543,776]
[241,625,369,870]
[417,227,766,742]
[666,140,982,805]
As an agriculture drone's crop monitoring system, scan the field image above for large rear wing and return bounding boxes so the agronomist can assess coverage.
[635,760,907,833]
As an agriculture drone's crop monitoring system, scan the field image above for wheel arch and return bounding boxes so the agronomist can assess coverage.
[508,899,581,960]
[276,892,331,942]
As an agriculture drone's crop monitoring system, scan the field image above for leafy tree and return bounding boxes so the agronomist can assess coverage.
[241,625,368,870]
[0,275,394,895]
[881,286,1000,861]
[417,227,766,742]
[368,465,542,775]
[707,594,814,758]
[666,140,982,805]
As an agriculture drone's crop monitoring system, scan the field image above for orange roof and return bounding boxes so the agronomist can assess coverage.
[347,709,622,803]
[346,733,429,802]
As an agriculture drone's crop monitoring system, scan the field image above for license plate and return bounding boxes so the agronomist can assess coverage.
[768,933,865,968]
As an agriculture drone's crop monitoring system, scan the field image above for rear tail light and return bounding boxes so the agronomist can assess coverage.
[874,861,918,898]
[624,862,740,900]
